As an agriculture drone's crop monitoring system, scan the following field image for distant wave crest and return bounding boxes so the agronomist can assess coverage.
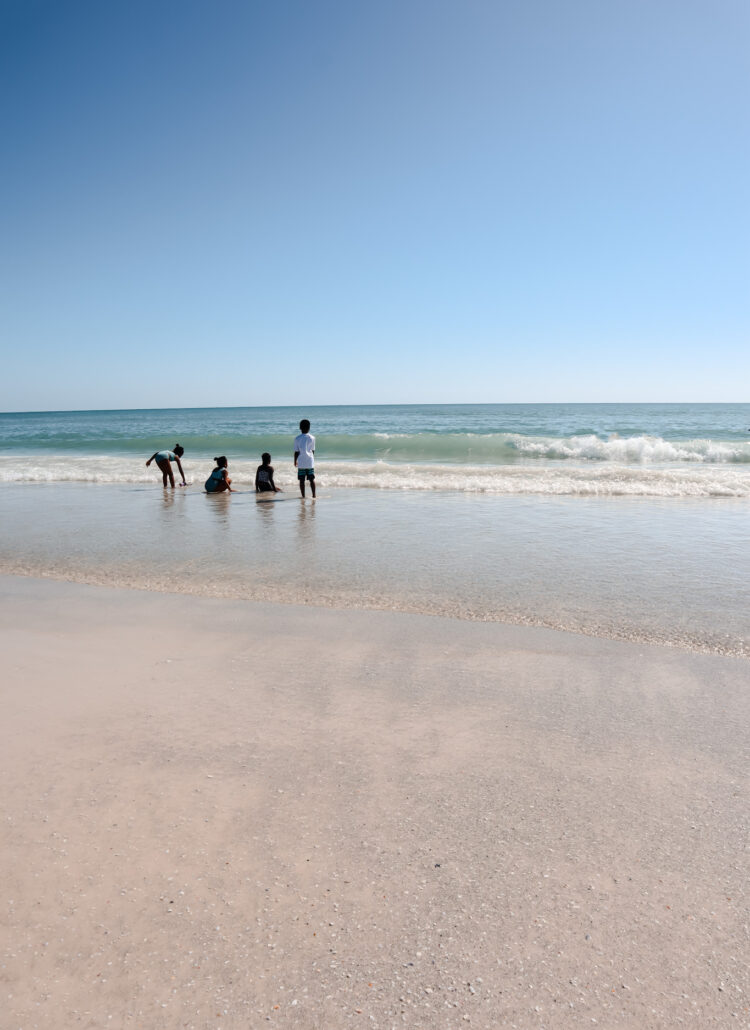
[325,431,750,464]
[508,433,750,464]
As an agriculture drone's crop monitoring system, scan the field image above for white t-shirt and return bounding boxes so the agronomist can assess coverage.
[294,432,315,468]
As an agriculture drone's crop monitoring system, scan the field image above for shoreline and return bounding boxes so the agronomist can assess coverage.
[3,562,749,660]
[1,575,748,1028]
[1,483,749,660]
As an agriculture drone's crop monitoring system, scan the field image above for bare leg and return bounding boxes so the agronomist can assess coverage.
[156,459,173,487]
[299,476,305,498]
[310,477,316,498]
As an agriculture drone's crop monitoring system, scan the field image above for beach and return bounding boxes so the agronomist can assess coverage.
[4,0,748,1011]
[2,574,748,1028]
[2,403,749,1026]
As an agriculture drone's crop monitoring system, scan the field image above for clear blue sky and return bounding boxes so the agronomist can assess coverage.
[1,0,748,410]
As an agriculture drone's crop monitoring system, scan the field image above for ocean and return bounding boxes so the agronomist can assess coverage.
[1,403,749,656]
[2,402,750,495]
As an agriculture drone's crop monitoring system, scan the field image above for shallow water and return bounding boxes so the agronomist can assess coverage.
[1,483,747,657]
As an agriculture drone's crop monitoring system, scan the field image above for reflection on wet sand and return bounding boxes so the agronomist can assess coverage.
[296,498,316,541]
[204,491,233,527]
[0,484,748,656]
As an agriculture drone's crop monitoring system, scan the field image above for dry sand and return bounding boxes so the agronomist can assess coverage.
[0,574,747,1029]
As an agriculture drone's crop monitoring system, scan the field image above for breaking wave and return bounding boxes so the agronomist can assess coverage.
[4,430,750,463]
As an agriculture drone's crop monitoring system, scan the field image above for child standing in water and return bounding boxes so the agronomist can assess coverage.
[293,419,316,498]
[255,453,281,493]
[204,456,233,493]
[146,444,186,487]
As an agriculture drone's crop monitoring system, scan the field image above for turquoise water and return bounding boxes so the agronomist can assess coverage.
[2,404,750,496]
[2,403,750,454]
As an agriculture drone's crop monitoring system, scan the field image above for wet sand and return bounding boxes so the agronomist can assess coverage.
[1,575,748,1028]
[1,482,749,657]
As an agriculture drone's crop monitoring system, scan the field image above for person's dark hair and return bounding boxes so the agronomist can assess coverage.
[174,444,185,457]
[261,452,271,464]
[299,419,310,433]
[214,455,228,468]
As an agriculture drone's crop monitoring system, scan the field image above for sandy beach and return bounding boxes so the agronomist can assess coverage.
[1,574,748,1029]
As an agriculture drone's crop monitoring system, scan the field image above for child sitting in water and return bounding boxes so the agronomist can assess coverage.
[204,455,233,493]
[255,452,281,493]
[146,444,186,487]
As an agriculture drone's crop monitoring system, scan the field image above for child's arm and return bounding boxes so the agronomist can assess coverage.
[269,469,281,492]
[294,450,299,467]
[255,467,261,492]
[174,457,187,485]
[146,452,158,466]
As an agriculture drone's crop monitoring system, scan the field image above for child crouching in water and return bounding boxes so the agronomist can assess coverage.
[146,444,186,487]
[255,452,281,493]
[205,456,233,493]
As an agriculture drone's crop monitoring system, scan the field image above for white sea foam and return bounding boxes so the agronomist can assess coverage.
[2,455,750,497]
[321,462,750,497]
[504,433,750,463]
[335,432,750,464]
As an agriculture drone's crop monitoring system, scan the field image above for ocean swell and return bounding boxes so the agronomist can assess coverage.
[5,431,750,465]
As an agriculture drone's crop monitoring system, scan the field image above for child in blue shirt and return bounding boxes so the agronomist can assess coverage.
[204,456,233,493]
[146,444,186,487]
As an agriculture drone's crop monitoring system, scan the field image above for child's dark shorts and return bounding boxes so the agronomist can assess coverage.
[297,468,315,481]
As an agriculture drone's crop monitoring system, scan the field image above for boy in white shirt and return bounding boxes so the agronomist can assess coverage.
[293,419,316,498]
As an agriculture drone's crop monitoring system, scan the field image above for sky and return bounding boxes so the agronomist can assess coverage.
[1,0,748,410]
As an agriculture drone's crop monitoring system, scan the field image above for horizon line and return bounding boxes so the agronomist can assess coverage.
[3,400,749,416]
